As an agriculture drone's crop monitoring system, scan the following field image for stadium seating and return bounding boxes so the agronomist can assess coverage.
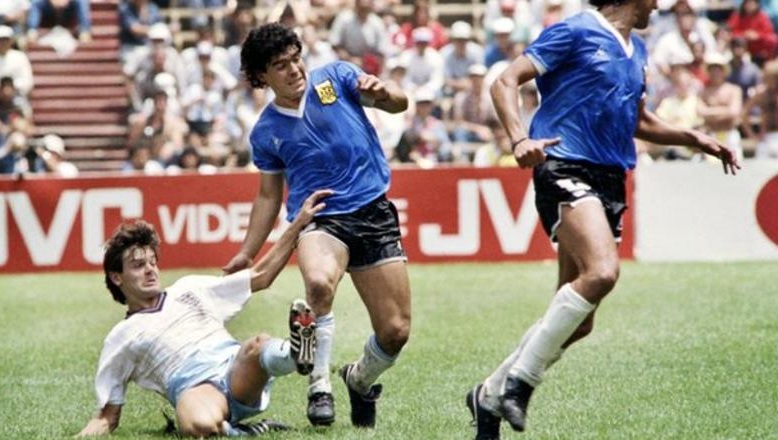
[28,0,129,172]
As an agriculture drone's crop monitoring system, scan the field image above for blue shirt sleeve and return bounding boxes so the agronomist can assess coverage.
[331,61,364,105]
[524,21,575,74]
[250,121,285,172]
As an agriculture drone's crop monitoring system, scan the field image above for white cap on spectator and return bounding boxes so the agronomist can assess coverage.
[148,22,172,43]
[43,134,66,156]
[385,57,408,71]
[414,88,436,103]
[468,64,488,76]
[491,17,515,35]
[412,27,433,44]
[450,21,472,40]
[153,72,177,97]
[197,41,214,57]
[0,25,14,39]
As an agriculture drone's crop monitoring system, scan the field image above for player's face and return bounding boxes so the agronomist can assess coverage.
[113,246,161,309]
[262,46,307,107]
[634,0,657,30]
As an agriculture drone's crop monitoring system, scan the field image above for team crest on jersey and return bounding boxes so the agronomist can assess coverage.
[315,80,337,105]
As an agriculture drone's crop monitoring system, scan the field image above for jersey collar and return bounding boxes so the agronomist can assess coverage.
[585,9,634,58]
[126,291,167,318]
[271,86,308,119]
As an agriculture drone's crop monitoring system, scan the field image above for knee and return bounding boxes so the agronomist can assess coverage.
[240,333,271,360]
[178,414,223,438]
[377,318,411,355]
[581,262,619,299]
[306,275,337,309]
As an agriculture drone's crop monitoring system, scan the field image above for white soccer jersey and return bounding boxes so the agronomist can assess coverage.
[93,270,252,409]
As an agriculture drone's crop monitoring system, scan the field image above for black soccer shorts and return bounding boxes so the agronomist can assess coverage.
[533,157,627,242]
[300,194,407,270]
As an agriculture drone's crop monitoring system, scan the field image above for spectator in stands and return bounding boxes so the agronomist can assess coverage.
[451,64,495,144]
[118,0,164,63]
[473,119,517,167]
[713,24,733,61]
[0,0,29,35]
[485,17,519,68]
[727,0,778,66]
[35,134,79,177]
[128,87,187,163]
[397,88,452,167]
[397,0,447,50]
[181,24,230,77]
[185,41,238,93]
[225,80,269,151]
[518,80,539,125]
[223,4,256,48]
[483,0,531,44]
[687,40,711,85]
[742,59,778,158]
[328,0,390,65]
[654,64,703,159]
[301,22,338,71]
[176,0,228,29]
[123,140,165,174]
[651,2,716,77]
[167,145,218,174]
[647,0,714,51]
[728,36,763,102]
[0,26,33,99]
[440,21,485,96]
[0,131,28,175]
[398,26,444,95]
[125,23,188,110]
[699,52,744,160]
[182,68,230,161]
[0,76,30,121]
[27,0,92,43]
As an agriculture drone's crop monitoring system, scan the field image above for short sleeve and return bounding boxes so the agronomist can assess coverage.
[250,123,285,173]
[94,330,134,409]
[332,61,364,103]
[524,21,575,75]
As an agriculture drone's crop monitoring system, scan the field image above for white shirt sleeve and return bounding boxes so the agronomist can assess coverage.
[94,327,135,409]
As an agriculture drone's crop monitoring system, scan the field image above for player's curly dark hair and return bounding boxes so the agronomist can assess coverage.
[103,220,160,305]
[240,22,302,89]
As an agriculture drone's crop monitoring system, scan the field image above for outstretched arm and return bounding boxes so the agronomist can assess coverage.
[491,55,560,168]
[223,173,285,274]
[357,74,408,114]
[76,404,122,437]
[635,99,741,175]
[249,189,333,292]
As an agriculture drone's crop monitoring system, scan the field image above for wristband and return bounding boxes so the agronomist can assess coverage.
[511,137,528,153]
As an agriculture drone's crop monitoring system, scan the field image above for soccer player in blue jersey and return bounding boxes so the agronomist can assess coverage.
[465,0,741,438]
[223,23,411,429]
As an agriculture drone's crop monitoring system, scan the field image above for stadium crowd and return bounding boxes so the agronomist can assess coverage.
[1,0,778,176]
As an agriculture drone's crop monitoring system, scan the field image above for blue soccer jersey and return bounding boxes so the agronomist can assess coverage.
[524,10,648,170]
[249,61,390,221]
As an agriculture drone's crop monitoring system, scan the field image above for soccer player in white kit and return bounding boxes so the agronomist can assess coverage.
[76,190,331,438]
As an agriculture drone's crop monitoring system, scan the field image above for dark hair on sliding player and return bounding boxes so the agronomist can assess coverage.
[103,220,160,305]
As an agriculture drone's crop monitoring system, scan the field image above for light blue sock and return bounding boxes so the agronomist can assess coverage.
[259,338,295,377]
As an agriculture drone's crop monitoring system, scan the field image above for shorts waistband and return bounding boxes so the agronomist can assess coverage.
[546,156,626,176]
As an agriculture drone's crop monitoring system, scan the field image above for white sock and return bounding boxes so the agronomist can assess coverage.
[347,335,397,395]
[481,321,540,412]
[258,338,296,377]
[309,312,334,394]
[508,283,594,387]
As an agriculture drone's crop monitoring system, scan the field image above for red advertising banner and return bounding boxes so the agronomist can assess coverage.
[0,168,633,273]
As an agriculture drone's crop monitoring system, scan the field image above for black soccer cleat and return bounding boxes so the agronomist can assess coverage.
[232,419,291,436]
[307,391,335,426]
[500,375,534,432]
[466,383,501,440]
[340,363,383,428]
[288,299,316,375]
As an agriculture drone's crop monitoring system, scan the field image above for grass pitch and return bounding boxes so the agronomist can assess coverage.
[1,262,776,440]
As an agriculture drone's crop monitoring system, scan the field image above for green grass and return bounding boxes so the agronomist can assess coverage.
[1,262,777,440]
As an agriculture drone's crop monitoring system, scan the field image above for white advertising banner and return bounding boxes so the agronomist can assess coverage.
[635,160,778,261]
